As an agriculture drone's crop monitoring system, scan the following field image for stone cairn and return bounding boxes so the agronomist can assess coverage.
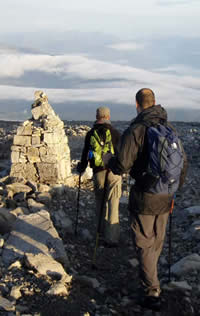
[10,91,71,184]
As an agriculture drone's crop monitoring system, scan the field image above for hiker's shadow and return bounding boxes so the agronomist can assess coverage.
[0,268,90,316]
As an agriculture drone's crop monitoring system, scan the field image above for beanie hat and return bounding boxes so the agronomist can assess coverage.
[96,106,110,118]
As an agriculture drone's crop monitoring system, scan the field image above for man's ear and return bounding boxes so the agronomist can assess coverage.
[136,101,141,113]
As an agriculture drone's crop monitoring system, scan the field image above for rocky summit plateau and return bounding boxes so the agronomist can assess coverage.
[0,95,199,316]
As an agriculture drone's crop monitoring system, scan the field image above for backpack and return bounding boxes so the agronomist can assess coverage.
[142,123,184,194]
[88,127,114,168]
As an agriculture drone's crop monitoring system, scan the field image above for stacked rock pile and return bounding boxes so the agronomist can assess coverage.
[10,91,72,185]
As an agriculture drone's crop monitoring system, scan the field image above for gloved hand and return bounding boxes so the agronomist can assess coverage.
[77,162,85,174]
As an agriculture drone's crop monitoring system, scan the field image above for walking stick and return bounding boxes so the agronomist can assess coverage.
[92,169,109,269]
[74,173,81,236]
[168,197,175,282]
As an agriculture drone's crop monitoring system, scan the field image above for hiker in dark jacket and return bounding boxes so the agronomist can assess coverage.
[77,106,122,247]
[104,88,188,309]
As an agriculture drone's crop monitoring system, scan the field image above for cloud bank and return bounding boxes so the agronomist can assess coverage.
[0,49,199,116]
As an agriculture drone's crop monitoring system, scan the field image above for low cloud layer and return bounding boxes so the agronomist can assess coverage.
[108,42,145,51]
[0,48,199,119]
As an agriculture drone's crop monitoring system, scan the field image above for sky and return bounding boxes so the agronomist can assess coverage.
[1,0,199,37]
[0,0,200,121]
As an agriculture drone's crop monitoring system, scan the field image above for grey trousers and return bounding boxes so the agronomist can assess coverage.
[93,170,122,244]
[130,211,169,293]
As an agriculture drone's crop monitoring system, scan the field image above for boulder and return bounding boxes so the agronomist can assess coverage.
[2,210,69,267]
[0,208,16,235]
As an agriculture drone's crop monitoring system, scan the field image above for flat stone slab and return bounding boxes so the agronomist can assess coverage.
[46,281,69,296]
[27,198,47,212]
[0,296,15,311]
[0,208,16,235]
[171,253,200,276]
[25,253,72,282]
[75,275,100,289]
[185,205,200,216]
[2,210,69,267]
[6,183,32,195]
[163,281,192,292]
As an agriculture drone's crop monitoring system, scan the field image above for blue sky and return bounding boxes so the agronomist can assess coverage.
[0,0,200,121]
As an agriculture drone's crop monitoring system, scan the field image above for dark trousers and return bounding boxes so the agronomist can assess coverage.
[130,212,169,293]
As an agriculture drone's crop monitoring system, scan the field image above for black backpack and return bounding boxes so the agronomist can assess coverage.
[141,123,184,194]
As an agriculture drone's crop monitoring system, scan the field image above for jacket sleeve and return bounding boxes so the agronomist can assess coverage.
[110,126,121,155]
[108,125,143,175]
[79,131,91,171]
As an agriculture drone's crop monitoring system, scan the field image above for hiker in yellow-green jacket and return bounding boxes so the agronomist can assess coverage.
[77,106,122,247]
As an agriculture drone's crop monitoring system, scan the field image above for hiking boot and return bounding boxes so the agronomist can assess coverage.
[101,240,119,248]
[137,295,162,312]
[136,288,162,311]
[147,288,161,297]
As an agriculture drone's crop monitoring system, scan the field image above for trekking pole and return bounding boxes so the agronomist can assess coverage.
[74,173,81,236]
[92,169,109,269]
[168,196,175,282]
[126,174,132,245]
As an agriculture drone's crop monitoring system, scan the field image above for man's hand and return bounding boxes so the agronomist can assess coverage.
[102,152,112,167]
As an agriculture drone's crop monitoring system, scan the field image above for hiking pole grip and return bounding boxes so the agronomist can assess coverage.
[92,169,109,268]
[75,173,81,236]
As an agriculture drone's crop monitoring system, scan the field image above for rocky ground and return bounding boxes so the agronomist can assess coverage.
[0,120,199,316]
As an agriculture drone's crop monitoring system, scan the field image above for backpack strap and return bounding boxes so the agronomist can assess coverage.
[141,119,167,129]
[93,129,104,148]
